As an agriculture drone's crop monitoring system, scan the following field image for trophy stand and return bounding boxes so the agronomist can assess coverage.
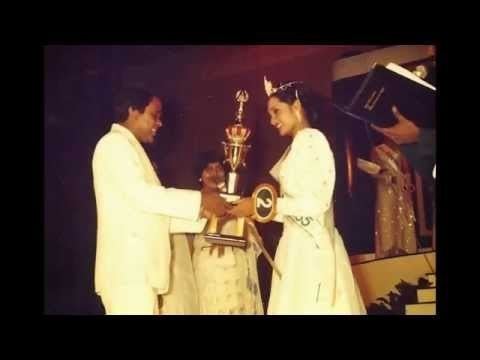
[204,90,251,248]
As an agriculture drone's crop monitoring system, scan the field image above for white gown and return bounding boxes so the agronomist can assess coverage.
[267,128,366,315]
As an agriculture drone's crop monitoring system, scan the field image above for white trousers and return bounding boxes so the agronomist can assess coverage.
[100,284,160,315]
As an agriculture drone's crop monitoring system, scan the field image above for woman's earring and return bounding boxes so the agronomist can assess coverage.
[295,89,303,107]
[294,91,302,122]
[295,110,302,123]
[198,178,203,183]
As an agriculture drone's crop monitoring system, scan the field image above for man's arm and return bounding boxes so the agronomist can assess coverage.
[371,106,436,179]
[400,128,436,180]
[93,134,202,220]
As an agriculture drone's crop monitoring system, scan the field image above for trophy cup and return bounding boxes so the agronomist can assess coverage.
[204,90,251,248]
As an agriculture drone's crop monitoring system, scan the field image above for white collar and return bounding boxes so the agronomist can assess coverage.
[111,123,141,146]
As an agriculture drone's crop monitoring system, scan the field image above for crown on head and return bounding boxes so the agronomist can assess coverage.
[264,76,303,97]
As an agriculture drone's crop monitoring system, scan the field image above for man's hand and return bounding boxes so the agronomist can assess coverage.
[371,106,420,144]
[201,191,232,217]
[228,197,254,218]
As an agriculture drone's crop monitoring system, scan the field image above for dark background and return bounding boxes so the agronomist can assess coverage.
[44,44,395,314]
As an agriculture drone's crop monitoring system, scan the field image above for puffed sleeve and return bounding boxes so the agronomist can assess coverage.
[276,130,335,218]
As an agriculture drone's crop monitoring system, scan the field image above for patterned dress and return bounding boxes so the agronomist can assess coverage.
[192,219,264,315]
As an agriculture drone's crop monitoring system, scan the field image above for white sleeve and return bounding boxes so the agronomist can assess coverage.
[93,134,201,220]
[276,132,335,218]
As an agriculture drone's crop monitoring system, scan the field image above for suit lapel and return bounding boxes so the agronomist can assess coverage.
[111,124,161,185]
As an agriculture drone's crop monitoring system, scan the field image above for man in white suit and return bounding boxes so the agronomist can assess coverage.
[92,87,230,315]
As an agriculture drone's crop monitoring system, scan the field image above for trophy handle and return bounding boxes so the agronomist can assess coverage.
[206,215,219,233]
[235,217,245,237]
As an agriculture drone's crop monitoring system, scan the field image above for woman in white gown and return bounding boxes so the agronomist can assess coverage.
[229,78,366,315]
[192,151,264,315]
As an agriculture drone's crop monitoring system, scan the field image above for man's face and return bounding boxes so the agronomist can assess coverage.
[132,97,163,144]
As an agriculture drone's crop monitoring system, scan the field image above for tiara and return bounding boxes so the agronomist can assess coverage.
[264,76,303,96]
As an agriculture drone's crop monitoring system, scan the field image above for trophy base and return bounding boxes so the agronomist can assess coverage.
[204,233,247,248]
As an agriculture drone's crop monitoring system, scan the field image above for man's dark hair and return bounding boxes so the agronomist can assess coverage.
[113,87,155,122]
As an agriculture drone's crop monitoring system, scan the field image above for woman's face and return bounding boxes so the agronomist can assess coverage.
[267,96,300,137]
[201,161,225,190]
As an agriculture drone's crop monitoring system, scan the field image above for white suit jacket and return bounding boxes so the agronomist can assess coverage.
[92,124,206,295]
